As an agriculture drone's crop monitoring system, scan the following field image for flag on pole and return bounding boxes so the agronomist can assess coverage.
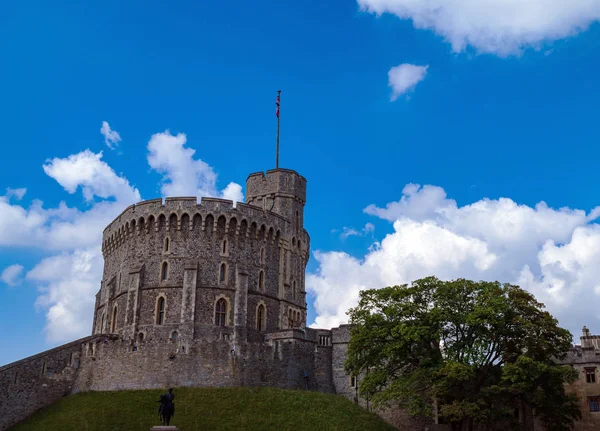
[276,94,280,118]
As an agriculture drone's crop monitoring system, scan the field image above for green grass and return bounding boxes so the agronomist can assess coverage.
[12,387,394,431]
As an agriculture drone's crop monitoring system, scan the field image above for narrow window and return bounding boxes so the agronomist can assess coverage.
[257,304,265,331]
[100,313,106,333]
[157,297,165,325]
[319,335,331,346]
[293,280,296,300]
[138,332,144,342]
[350,376,357,388]
[590,396,600,412]
[161,262,168,281]
[41,361,47,377]
[215,298,227,326]
[14,371,18,384]
[296,210,299,232]
[222,239,227,254]
[164,237,170,252]
[260,247,265,264]
[259,270,264,290]
[171,331,178,340]
[586,368,596,383]
[110,305,118,333]
[219,263,226,283]
[289,309,293,328]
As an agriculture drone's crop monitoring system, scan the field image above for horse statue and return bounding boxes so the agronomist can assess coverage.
[157,388,175,426]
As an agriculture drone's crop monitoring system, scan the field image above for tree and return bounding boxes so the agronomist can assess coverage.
[345,277,581,431]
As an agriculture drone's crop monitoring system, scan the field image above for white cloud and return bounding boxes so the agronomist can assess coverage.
[388,64,428,100]
[28,249,102,343]
[308,184,600,338]
[147,131,244,203]
[100,121,121,149]
[1,264,24,287]
[5,188,26,200]
[43,150,140,203]
[358,0,600,56]
[340,222,375,239]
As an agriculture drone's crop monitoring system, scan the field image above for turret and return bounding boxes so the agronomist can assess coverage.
[246,169,307,232]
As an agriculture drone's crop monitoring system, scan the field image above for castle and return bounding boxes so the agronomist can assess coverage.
[0,168,425,430]
[2,168,599,431]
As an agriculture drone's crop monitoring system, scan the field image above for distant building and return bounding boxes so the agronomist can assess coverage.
[554,326,600,431]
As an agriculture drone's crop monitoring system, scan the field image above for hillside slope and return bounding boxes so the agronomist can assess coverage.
[12,387,395,431]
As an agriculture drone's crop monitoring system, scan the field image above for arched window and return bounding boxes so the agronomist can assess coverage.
[260,247,265,264]
[157,297,166,325]
[138,332,144,342]
[219,263,226,283]
[164,237,170,252]
[171,331,178,340]
[257,304,265,332]
[110,305,118,333]
[215,298,227,326]
[161,262,168,281]
[289,309,293,328]
[259,270,264,290]
[222,239,227,254]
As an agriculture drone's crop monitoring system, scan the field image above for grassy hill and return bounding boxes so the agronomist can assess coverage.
[12,387,395,431]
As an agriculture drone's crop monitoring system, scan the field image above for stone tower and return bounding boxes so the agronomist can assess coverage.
[246,169,307,236]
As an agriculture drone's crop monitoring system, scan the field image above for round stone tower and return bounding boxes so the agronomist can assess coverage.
[93,168,310,352]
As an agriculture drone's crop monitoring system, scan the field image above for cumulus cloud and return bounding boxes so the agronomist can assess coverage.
[147,131,244,203]
[358,0,600,56]
[339,222,375,239]
[43,150,140,203]
[308,183,600,338]
[28,249,102,342]
[1,264,24,287]
[388,64,428,100]
[100,121,121,149]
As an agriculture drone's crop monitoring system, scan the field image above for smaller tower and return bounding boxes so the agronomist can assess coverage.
[246,169,307,233]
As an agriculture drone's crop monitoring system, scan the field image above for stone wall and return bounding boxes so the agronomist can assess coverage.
[0,336,93,430]
[96,194,309,343]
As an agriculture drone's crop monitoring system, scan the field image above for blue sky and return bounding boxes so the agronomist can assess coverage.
[2,0,600,365]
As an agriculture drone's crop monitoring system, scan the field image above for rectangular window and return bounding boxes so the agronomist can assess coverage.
[589,397,600,412]
[319,335,331,346]
[585,368,596,383]
[350,376,357,388]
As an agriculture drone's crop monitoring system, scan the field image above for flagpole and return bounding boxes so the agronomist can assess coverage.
[276,90,281,169]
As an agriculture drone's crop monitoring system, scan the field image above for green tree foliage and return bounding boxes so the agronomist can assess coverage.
[345,277,581,431]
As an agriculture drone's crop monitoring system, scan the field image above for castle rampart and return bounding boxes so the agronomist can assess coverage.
[0,336,97,430]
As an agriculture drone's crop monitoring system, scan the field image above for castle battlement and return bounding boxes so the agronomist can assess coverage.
[101,196,309,259]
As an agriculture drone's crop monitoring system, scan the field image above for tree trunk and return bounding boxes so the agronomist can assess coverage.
[466,417,474,431]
